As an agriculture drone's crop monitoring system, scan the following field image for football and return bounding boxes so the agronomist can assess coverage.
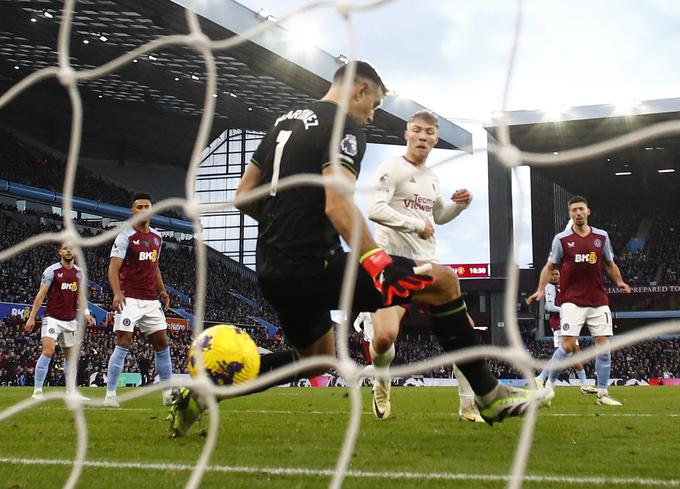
[188,324,261,385]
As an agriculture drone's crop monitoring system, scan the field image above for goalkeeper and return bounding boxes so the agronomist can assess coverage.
[168,61,552,436]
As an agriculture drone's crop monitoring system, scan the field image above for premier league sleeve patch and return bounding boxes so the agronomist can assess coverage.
[340,134,358,157]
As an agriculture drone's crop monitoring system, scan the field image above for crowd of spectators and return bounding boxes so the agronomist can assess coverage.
[594,210,680,287]
[0,131,133,208]
[0,129,187,219]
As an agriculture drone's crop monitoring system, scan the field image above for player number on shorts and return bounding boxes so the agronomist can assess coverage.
[270,130,292,196]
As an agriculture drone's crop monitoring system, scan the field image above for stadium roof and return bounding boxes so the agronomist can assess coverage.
[0,0,472,168]
[484,97,680,202]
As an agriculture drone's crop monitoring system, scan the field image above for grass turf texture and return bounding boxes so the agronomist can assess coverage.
[0,386,678,488]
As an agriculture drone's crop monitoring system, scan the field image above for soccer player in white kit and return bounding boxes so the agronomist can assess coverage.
[528,196,631,406]
[363,110,483,422]
[24,243,94,399]
[104,192,173,407]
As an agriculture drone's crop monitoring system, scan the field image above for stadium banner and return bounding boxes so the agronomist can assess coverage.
[167,317,189,332]
[0,301,44,320]
[279,376,656,388]
[659,378,680,386]
[606,285,680,294]
[0,301,107,326]
[446,263,491,278]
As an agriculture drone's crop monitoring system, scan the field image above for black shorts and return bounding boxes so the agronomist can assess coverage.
[258,252,416,349]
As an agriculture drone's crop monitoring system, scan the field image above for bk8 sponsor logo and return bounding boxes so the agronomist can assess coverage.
[139,250,158,262]
[61,281,78,291]
[574,252,597,264]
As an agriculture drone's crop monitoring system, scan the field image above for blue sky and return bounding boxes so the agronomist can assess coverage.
[236,0,680,267]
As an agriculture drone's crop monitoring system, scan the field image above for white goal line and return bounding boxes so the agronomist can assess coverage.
[0,457,677,487]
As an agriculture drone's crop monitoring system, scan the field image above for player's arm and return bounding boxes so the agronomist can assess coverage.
[77,294,95,327]
[155,267,170,310]
[605,261,631,293]
[324,165,378,256]
[544,284,560,313]
[24,283,50,334]
[527,234,563,304]
[235,162,263,220]
[109,232,129,312]
[601,233,631,293]
[108,257,125,312]
[75,267,95,326]
[527,261,556,304]
[324,165,432,305]
[432,188,473,225]
[367,163,425,235]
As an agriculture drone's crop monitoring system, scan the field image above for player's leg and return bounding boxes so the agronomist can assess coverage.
[147,330,173,404]
[454,365,484,423]
[547,303,585,386]
[369,305,403,419]
[33,319,58,398]
[410,263,553,424]
[536,333,561,388]
[104,303,140,406]
[168,279,334,437]
[142,300,174,404]
[169,315,331,438]
[589,307,621,406]
[574,343,596,394]
[60,325,90,400]
[547,336,578,387]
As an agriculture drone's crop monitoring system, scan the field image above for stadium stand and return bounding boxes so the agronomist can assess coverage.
[0,129,133,208]
[594,210,680,286]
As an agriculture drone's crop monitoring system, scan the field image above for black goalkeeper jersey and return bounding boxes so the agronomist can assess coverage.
[251,101,367,278]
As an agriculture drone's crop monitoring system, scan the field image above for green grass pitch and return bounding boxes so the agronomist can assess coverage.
[0,386,678,488]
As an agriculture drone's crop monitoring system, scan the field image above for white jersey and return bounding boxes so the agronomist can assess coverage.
[367,155,469,262]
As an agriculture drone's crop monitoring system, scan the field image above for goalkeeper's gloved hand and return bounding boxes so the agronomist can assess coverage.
[360,248,434,306]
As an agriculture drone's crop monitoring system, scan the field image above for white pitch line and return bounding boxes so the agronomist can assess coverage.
[0,457,677,486]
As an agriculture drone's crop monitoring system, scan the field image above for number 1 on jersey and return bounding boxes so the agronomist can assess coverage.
[270,130,292,196]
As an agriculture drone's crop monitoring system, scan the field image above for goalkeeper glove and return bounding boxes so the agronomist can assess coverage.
[360,248,434,306]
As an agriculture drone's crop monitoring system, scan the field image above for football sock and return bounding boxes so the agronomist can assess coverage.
[536,366,549,382]
[155,347,173,382]
[429,298,497,396]
[577,368,587,386]
[454,365,475,403]
[370,342,395,386]
[596,351,611,390]
[106,346,129,395]
[34,354,51,391]
[250,350,299,393]
[548,346,569,383]
[64,357,72,392]
[369,342,395,367]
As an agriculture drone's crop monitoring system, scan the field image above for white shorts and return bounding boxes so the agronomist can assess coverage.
[114,298,167,336]
[41,316,78,348]
[552,329,579,348]
[560,303,613,337]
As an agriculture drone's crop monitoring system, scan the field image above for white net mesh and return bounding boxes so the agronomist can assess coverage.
[1,1,679,488]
